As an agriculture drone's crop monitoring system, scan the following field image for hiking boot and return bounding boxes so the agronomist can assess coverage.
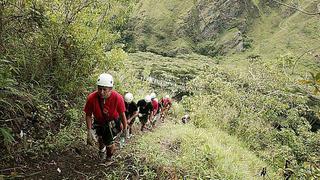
[99,151,106,162]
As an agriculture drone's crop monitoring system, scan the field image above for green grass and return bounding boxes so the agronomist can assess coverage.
[120,1,320,178]
[247,0,320,61]
[129,0,320,74]
[124,48,319,178]
[130,0,195,55]
[131,121,280,179]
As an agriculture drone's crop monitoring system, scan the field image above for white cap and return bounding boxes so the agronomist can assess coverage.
[97,73,113,87]
[150,92,156,99]
[124,93,134,103]
[145,95,151,103]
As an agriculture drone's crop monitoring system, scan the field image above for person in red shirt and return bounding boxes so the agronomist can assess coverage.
[84,73,127,162]
[160,95,172,122]
[150,92,159,127]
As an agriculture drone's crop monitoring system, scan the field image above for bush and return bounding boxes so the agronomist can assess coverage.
[0,0,133,156]
[180,61,320,178]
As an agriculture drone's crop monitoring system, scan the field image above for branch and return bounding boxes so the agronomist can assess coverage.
[72,168,88,178]
[82,3,111,55]
[272,0,320,15]
[0,166,24,172]
[66,0,94,25]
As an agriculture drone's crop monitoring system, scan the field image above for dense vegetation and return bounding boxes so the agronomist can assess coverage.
[0,0,131,158]
[123,51,320,179]
[1,0,319,179]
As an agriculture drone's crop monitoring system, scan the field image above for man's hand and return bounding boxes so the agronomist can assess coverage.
[127,118,132,124]
[119,128,127,148]
[121,128,128,139]
[87,129,97,146]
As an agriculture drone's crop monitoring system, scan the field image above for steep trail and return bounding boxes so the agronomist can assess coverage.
[1,119,167,179]
[1,114,277,179]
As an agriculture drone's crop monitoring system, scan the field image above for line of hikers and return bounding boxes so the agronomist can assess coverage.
[84,73,172,162]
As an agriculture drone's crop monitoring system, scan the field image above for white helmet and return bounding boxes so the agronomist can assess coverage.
[97,73,113,87]
[154,98,158,103]
[150,92,156,99]
[124,93,134,103]
[144,95,151,103]
[165,95,170,99]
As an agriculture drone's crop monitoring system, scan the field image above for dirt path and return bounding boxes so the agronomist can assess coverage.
[0,120,165,179]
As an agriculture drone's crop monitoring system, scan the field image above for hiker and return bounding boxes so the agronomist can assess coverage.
[137,95,153,131]
[84,73,127,162]
[124,92,138,138]
[160,95,172,122]
[150,92,159,126]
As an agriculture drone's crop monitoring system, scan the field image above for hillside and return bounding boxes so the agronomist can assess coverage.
[124,0,320,67]
[1,0,319,179]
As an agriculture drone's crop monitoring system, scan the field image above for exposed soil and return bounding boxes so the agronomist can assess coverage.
[0,119,176,179]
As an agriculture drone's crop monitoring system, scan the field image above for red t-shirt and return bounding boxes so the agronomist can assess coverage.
[161,98,172,108]
[84,90,126,125]
[151,99,159,115]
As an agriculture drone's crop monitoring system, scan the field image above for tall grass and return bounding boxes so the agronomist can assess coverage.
[181,61,320,178]
[131,122,280,179]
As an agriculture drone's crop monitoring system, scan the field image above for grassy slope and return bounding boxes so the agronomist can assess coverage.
[132,0,320,72]
[129,121,280,179]
[131,0,194,53]
[119,0,320,179]
[251,0,319,55]
[224,0,320,72]
[122,52,287,178]
[127,52,216,94]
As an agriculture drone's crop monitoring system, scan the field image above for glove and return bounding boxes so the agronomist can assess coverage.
[126,128,130,138]
[119,128,127,148]
[87,129,97,146]
[121,128,128,138]
[119,136,125,148]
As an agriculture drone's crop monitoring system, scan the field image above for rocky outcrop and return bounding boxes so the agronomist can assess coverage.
[180,0,259,42]
[125,0,284,56]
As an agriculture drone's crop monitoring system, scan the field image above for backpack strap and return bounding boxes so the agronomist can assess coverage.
[97,94,108,121]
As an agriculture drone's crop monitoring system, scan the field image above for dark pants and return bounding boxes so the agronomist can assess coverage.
[127,116,136,135]
[139,115,148,124]
[94,119,122,146]
[96,123,114,146]
[139,115,148,131]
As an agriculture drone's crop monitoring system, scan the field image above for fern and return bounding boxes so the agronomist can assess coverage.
[0,127,15,151]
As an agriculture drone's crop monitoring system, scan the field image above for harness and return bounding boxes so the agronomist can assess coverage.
[96,94,121,135]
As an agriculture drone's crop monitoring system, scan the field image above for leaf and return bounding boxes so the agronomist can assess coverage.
[0,127,15,151]
[313,87,320,95]
[316,72,320,81]
[310,72,315,79]
[298,80,312,84]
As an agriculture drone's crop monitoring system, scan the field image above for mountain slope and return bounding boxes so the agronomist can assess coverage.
[124,0,320,66]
